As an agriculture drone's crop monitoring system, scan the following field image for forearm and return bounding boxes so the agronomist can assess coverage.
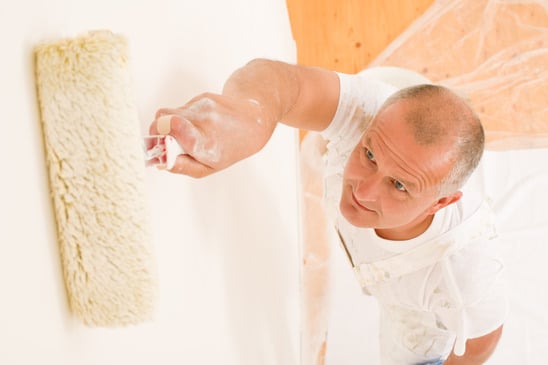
[444,325,503,365]
[222,58,340,131]
[222,59,298,133]
[149,58,338,177]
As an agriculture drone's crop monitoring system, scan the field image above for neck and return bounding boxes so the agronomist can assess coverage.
[375,214,434,241]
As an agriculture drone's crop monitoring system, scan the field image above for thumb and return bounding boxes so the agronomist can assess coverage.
[170,114,223,166]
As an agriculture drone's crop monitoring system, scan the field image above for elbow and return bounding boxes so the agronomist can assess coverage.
[447,325,504,364]
[466,324,503,359]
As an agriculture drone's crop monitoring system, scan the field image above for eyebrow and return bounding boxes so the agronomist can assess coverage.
[364,136,418,192]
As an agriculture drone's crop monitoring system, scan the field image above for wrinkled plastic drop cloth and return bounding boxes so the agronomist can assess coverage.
[370,0,548,150]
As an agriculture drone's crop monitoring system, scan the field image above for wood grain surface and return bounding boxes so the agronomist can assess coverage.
[286,0,434,73]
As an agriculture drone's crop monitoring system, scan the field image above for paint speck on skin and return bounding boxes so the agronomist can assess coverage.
[175,95,267,165]
[187,97,217,113]
[246,98,264,125]
[180,97,231,164]
[184,119,222,164]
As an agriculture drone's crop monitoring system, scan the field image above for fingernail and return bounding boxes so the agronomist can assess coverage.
[155,163,167,170]
[156,115,172,135]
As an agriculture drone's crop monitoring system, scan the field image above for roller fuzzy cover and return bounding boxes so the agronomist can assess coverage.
[34,30,157,326]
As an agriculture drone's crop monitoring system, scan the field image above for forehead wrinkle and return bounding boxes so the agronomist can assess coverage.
[365,129,434,194]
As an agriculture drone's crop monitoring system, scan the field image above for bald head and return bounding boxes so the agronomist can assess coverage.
[378,84,484,196]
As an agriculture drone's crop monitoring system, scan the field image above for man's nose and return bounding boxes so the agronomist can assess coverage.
[354,173,381,202]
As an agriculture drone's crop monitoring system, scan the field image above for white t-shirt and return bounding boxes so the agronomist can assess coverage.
[321,71,508,364]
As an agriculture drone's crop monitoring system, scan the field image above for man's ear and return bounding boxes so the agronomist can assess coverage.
[428,191,463,215]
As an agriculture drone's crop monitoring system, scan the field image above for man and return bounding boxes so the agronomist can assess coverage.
[148,59,507,364]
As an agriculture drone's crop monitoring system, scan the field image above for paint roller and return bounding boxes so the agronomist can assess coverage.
[34,30,162,326]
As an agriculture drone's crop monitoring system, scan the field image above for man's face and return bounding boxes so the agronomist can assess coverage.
[340,101,457,240]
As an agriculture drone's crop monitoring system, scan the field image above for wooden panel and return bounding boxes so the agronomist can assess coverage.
[286,0,435,73]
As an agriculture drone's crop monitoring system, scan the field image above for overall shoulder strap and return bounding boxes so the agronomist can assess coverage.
[347,202,496,288]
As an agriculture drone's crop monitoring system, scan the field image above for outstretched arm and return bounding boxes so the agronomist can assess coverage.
[444,325,503,365]
[149,58,339,177]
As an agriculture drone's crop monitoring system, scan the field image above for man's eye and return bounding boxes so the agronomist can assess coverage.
[393,180,407,192]
[365,148,376,162]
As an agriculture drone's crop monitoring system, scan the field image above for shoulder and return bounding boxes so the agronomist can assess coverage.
[444,197,503,303]
[321,70,397,142]
[432,199,508,335]
[432,210,507,340]
[446,238,504,306]
[322,66,431,143]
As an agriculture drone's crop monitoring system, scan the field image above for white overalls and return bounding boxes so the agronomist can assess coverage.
[335,199,502,364]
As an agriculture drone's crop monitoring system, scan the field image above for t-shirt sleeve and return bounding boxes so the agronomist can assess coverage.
[436,237,509,356]
[321,72,397,144]
[321,72,397,220]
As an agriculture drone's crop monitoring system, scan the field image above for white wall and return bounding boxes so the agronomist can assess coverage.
[0,1,300,364]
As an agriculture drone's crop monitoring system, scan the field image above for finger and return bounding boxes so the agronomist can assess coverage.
[149,112,177,135]
[156,115,172,135]
[168,154,214,178]
[150,108,180,135]
[150,114,203,165]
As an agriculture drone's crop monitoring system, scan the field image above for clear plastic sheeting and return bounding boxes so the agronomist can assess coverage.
[370,0,548,150]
